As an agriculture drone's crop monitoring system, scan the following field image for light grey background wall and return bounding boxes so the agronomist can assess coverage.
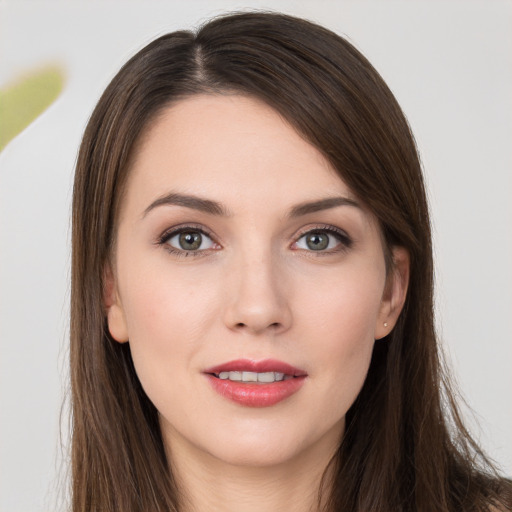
[1,1,510,510]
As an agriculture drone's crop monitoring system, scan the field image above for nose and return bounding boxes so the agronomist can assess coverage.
[222,252,292,336]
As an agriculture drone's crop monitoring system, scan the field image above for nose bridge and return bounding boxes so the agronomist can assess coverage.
[223,241,291,334]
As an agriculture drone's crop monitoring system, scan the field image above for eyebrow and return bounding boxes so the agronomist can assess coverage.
[288,196,360,217]
[142,192,360,219]
[143,192,230,218]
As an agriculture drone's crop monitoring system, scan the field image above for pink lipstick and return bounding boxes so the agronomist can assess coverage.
[203,359,307,407]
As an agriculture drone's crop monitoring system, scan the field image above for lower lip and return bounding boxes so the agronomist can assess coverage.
[205,374,306,407]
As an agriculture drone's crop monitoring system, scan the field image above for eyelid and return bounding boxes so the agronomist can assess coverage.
[156,223,221,257]
[155,222,352,257]
[157,223,215,244]
[292,224,353,252]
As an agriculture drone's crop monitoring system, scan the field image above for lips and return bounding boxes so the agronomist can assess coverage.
[203,359,307,407]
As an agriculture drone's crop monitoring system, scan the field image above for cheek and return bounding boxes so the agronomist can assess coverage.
[120,251,221,334]
[116,256,223,394]
[298,263,385,344]
[295,266,384,412]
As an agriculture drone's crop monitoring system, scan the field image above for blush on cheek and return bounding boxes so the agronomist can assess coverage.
[308,284,382,340]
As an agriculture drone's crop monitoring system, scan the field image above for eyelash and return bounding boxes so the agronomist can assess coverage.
[156,224,218,258]
[293,224,353,255]
[156,223,353,258]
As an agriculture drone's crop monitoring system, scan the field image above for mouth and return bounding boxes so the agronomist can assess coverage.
[212,370,294,383]
[203,359,307,407]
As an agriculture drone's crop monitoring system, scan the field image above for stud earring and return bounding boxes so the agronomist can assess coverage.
[384,322,388,327]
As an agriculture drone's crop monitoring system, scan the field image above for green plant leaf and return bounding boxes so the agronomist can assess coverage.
[0,64,65,152]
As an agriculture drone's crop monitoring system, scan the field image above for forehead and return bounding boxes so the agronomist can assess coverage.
[125,94,358,215]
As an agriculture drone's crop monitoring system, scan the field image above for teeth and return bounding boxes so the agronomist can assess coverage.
[243,371,258,382]
[257,372,276,383]
[217,371,287,383]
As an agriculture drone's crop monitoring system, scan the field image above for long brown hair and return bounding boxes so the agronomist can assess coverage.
[71,11,511,511]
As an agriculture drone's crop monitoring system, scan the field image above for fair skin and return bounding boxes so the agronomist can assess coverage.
[105,94,409,512]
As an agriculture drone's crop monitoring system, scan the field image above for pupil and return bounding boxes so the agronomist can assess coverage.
[306,232,328,251]
[179,232,202,250]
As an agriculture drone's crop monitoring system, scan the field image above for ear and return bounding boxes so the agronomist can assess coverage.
[103,264,129,343]
[375,247,410,340]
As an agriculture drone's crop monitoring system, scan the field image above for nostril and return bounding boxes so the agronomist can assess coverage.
[233,321,281,331]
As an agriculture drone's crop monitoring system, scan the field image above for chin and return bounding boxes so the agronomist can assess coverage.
[206,435,307,468]
[194,415,343,470]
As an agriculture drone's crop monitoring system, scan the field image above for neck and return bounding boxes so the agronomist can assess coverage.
[163,425,340,512]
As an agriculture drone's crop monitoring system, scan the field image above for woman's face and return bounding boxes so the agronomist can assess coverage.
[106,94,408,468]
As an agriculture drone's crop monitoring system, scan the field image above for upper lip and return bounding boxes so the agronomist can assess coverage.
[204,359,307,377]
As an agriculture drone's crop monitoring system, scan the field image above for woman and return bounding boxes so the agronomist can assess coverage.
[70,11,511,512]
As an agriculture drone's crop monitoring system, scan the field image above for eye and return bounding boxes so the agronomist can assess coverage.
[160,227,217,254]
[293,227,351,252]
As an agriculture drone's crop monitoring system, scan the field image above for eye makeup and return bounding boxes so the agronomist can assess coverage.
[291,223,353,255]
[154,220,354,260]
[155,223,220,258]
